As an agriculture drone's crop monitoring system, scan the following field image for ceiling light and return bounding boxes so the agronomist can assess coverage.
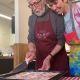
[0,14,12,20]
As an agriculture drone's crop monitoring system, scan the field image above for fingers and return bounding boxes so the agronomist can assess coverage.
[38,68,42,70]
[38,66,49,70]
[38,63,49,70]
[39,58,50,70]
[25,52,30,59]
[25,52,36,63]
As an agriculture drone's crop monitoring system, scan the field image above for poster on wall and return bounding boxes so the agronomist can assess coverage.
[67,0,80,76]
[64,0,80,44]
[69,44,80,76]
[71,0,80,2]
[72,0,80,44]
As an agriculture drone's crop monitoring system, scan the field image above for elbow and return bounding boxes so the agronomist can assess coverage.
[57,41,65,49]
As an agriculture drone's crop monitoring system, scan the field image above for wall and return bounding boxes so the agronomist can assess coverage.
[15,0,31,43]
[0,18,11,49]
[0,2,14,17]
[19,0,31,43]
[13,0,31,68]
[0,0,14,55]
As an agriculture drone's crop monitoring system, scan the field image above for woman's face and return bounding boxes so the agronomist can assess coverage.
[49,0,66,14]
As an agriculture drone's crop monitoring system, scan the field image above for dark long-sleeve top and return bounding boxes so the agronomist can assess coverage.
[28,9,65,47]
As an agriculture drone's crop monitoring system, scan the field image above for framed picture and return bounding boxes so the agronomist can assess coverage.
[65,0,80,44]
[69,44,80,76]
[72,1,80,44]
[71,0,80,3]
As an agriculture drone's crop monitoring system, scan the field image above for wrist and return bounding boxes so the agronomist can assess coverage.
[49,53,53,57]
[47,54,52,60]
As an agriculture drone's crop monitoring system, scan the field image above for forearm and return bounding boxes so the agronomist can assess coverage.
[40,44,62,70]
[28,42,36,53]
[50,44,62,57]
[25,42,36,62]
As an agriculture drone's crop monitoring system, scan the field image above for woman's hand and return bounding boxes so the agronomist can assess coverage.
[38,55,51,70]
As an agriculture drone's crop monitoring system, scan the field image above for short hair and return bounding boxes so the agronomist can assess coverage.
[46,0,56,3]
[46,0,66,4]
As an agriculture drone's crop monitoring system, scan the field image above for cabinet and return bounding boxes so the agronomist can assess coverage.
[0,56,13,74]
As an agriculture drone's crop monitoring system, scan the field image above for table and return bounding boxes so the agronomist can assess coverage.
[1,70,80,80]
[60,77,80,80]
[0,71,66,80]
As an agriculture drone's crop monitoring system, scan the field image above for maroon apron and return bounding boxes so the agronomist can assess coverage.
[35,15,70,75]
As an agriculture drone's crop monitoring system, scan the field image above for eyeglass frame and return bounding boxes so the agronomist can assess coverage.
[28,0,42,9]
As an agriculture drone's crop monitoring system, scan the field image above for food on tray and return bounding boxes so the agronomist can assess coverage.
[6,71,60,80]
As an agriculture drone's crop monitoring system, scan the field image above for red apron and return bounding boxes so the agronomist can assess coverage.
[35,15,70,75]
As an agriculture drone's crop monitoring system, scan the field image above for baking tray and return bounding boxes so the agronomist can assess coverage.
[0,70,66,80]
[0,61,66,80]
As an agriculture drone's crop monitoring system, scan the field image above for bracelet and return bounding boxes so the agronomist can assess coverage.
[49,53,53,57]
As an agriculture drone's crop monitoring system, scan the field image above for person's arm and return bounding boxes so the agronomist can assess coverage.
[38,44,62,70]
[50,14,65,56]
[25,42,36,62]
[28,42,36,53]
[49,44,62,57]
[39,14,65,70]
[25,15,36,62]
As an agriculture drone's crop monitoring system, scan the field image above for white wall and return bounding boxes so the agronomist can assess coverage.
[19,0,31,43]
[0,3,14,17]
[0,18,11,49]
[15,0,31,43]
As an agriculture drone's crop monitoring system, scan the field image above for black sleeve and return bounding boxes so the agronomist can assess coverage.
[56,14,65,47]
[28,15,35,43]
